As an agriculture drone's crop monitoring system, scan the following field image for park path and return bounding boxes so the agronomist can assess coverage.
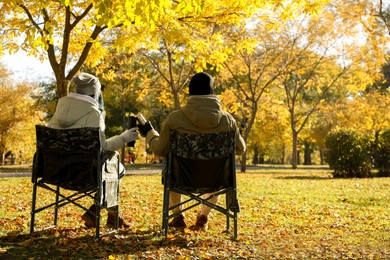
[0,168,162,178]
[0,165,326,178]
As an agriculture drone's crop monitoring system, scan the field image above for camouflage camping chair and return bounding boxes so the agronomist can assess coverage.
[162,130,240,239]
[30,125,121,239]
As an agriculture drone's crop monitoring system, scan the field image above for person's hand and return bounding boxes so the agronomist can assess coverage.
[120,127,139,143]
[138,121,154,137]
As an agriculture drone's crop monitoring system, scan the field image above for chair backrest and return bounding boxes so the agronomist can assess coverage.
[167,130,236,193]
[33,125,102,190]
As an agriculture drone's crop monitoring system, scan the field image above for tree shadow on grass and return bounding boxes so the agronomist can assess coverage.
[276,175,333,180]
[0,226,204,259]
[245,164,330,171]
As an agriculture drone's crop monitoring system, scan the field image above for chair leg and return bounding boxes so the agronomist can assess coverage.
[162,188,170,236]
[30,183,38,235]
[115,205,119,230]
[225,198,230,232]
[95,205,101,239]
[54,186,60,226]
[233,212,238,240]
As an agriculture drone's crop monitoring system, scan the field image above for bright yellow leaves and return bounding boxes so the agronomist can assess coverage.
[0,67,42,163]
[1,0,335,99]
[332,91,390,134]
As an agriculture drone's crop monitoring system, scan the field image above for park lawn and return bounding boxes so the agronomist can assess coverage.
[0,169,389,259]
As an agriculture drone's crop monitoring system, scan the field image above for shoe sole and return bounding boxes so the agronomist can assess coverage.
[81,214,96,228]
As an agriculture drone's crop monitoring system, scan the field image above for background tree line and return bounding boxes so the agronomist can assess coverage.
[0,0,389,171]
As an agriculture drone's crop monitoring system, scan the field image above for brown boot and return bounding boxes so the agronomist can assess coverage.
[107,211,130,228]
[81,204,97,228]
[168,214,186,229]
[190,213,208,231]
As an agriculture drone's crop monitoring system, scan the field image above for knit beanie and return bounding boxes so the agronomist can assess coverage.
[73,73,101,96]
[189,72,214,95]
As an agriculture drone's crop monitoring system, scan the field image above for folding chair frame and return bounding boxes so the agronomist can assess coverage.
[30,125,120,239]
[162,131,240,240]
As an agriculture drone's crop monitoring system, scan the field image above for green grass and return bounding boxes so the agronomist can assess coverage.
[0,168,389,259]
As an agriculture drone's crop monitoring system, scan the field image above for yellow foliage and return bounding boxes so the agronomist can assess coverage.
[0,78,43,163]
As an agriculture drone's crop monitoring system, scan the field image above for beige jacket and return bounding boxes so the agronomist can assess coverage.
[146,95,246,157]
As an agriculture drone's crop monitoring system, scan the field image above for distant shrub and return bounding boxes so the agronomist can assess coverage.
[372,129,390,177]
[325,130,373,178]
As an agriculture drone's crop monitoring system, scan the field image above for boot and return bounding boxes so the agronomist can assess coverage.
[190,213,208,231]
[168,214,186,229]
[107,210,130,228]
[81,204,97,228]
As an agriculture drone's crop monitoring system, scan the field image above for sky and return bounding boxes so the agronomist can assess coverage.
[1,50,54,83]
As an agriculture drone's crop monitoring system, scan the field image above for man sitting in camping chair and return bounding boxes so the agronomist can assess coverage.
[138,72,246,230]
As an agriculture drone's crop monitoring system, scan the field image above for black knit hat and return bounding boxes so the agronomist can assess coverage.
[189,72,214,95]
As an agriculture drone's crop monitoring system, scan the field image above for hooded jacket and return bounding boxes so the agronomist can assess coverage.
[48,93,125,151]
[146,95,246,157]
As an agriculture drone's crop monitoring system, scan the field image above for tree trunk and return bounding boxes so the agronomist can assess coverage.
[253,147,259,164]
[259,154,264,164]
[57,78,72,98]
[240,105,256,173]
[174,91,181,110]
[0,152,4,166]
[121,88,126,165]
[303,141,312,165]
[292,131,298,169]
[240,152,247,172]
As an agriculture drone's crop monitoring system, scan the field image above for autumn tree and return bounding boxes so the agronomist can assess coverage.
[220,25,283,171]
[248,97,290,164]
[0,0,207,98]
[88,51,156,162]
[343,0,390,36]
[300,0,390,167]
[280,55,348,168]
[135,0,281,111]
[139,23,195,110]
[275,0,390,169]
[219,1,331,171]
[368,54,390,93]
[328,0,390,86]
[0,64,43,164]
[1,0,326,101]
[271,0,390,169]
